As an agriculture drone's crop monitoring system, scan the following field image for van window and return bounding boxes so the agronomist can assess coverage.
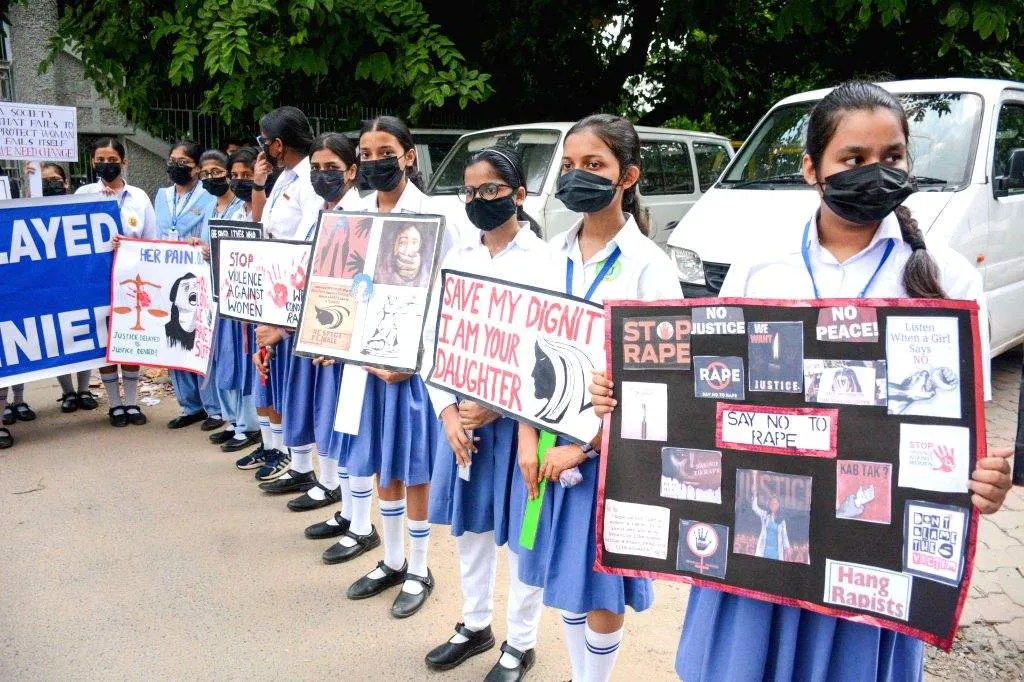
[640,141,695,195]
[693,141,731,191]
[720,92,983,190]
[428,130,560,196]
[993,102,1024,197]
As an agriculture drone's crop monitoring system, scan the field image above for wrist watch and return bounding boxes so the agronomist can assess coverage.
[253,183,266,191]
[581,443,599,460]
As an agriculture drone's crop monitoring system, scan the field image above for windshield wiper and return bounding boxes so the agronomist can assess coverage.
[728,173,807,188]
[912,176,949,186]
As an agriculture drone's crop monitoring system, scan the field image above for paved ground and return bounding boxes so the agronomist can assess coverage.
[0,351,1021,681]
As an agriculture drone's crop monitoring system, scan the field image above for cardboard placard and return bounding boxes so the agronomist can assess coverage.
[425,270,604,445]
[215,238,312,330]
[106,238,215,375]
[596,298,984,649]
[207,219,262,300]
[0,101,78,161]
[293,211,445,372]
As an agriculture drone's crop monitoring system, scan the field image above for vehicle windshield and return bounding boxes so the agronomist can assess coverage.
[720,92,983,190]
[428,129,560,195]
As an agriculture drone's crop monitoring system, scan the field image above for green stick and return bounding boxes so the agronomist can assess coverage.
[518,430,557,550]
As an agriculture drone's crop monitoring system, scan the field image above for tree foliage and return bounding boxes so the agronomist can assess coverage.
[42,0,493,136]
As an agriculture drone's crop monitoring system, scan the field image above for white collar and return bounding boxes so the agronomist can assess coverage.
[562,214,645,264]
[806,211,903,265]
[461,221,538,254]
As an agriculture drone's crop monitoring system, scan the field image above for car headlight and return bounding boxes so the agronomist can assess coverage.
[670,246,706,285]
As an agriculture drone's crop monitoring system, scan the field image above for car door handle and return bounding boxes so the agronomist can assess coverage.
[665,221,678,230]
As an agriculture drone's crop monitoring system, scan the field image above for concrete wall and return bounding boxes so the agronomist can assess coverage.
[7,0,169,198]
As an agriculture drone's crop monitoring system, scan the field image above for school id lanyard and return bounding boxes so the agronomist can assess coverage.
[267,173,297,213]
[116,191,128,209]
[800,219,894,299]
[214,196,244,219]
[169,183,198,229]
[565,245,622,300]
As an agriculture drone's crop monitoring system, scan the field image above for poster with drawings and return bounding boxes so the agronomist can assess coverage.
[885,316,961,418]
[294,211,445,372]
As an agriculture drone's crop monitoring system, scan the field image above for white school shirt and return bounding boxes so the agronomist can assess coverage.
[719,210,992,398]
[422,223,552,416]
[229,204,253,222]
[299,187,362,242]
[549,215,683,304]
[263,156,321,240]
[75,181,157,239]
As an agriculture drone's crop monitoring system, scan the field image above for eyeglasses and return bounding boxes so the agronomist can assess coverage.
[198,169,227,180]
[456,182,513,204]
[256,135,271,150]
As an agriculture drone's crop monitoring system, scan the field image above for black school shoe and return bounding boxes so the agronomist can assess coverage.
[124,406,147,426]
[1,406,13,425]
[12,402,36,421]
[425,623,495,671]
[287,482,341,511]
[323,526,380,564]
[391,569,434,618]
[200,416,225,432]
[347,560,407,600]
[108,406,129,427]
[258,469,316,494]
[222,432,260,453]
[305,511,351,540]
[167,410,207,429]
[77,391,99,410]
[209,429,236,445]
[0,427,12,449]
[60,392,80,413]
[483,643,536,682]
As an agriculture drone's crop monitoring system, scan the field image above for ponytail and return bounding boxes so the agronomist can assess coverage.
[623,186,649,236]
[894,205,945,298]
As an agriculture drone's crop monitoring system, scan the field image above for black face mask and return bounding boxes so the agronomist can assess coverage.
[821,163,916,224]
[466,195,517,232]
[231,179,254,202]
[357,157,403,192]
[311,169,347,202]
[167,163,194,186]
[202,177,230,197]
[555,169,617,213]
[95,162,122,183]
[42,179,67,196]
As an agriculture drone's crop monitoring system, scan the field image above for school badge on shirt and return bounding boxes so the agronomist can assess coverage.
[123,208,140,232]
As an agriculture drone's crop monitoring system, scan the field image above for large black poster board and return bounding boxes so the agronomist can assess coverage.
[596,297,984,649]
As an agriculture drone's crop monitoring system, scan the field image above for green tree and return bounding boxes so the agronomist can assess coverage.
[41,0,493,136]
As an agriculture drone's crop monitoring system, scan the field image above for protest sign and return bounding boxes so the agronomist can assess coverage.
[0,102,78,162]
[596,298,984,649]
[0,195,123,387]
[425,270,604,444]
[293,211,445,373]
[216,238,312,330]
[106,239,214,375]
[206,220,262,301]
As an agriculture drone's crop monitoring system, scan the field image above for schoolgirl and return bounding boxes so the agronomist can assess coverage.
[422,147,548,680]
[249,107,322,484]
[0,388,12,448]
[509,114,682,682]
[590,82,1014,682]
[75,137,157,427]
[156,140,221,432]
[324,116,450,620]
[192,149,260,455]
[261,132,360,516]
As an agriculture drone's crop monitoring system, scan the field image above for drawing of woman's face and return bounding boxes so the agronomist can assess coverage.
[391,226,422,281]
[533,341,554,400]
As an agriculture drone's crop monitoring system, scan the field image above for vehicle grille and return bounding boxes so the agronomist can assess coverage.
[703,262,731,293]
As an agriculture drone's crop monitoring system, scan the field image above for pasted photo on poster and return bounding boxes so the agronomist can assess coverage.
[374,219,439,288]
[886,316,961,419]
[694,356,745,400]
[734,468,811,564]
[622,315,692,370]
[356,286,427,368]
[660,448,722,503]
[312,214,372,278]
[619,381,668,442]
[748,321,804,393]
[897,423,970,493]
[836,460,892,524]
[804,359,887,407]
[903,500,967,586]
[676,520,729,578]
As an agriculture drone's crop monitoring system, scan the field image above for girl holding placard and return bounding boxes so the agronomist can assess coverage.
[590,81,1014,682]
[510,115,682,682]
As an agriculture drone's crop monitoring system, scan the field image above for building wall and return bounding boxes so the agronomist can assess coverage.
[7,0,169,198]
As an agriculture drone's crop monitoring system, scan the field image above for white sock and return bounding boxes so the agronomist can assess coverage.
[77,370,93,393]
[338,476,374,548]
[258,417,272,448]
[379,498,406,572]
[561,611,587,681]
[317,453,339,489]
[454,531,496,636]
[290,442,315,474]
[12,384,24,403]
[338,467,352,520]
[101,372,123,407]
[270,422,283,452]
[58,374,74,394]
[584,624,623,682]
[505,549,543,663]
[121,369,140,405]
[402,518,430,594]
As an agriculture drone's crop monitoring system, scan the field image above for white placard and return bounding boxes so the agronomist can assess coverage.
[0,102,78,162]
[602,498,670,560]
[824,559,912,621]
[897,423,970,493]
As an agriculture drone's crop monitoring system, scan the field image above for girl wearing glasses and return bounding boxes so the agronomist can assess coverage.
[422,147,549,680]
[155,140,221,432]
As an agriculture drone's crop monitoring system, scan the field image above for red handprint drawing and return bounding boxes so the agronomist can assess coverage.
[931,445,956,473]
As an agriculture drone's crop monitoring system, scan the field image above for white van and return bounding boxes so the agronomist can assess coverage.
[427,123,734,249]
[667,78,1024,355]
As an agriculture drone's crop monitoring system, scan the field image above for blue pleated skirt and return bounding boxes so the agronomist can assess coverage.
[283,349,316,448]
[269,335,292,414]
[428,415,518,545]
[508,438,653,615]
[213,318,250,393]
[676,588,924,682]
[312,362,343,454]
[249,325,271,409]
[343,373,438,487]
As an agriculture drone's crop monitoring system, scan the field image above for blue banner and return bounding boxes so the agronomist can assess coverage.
[0,195,123,387]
